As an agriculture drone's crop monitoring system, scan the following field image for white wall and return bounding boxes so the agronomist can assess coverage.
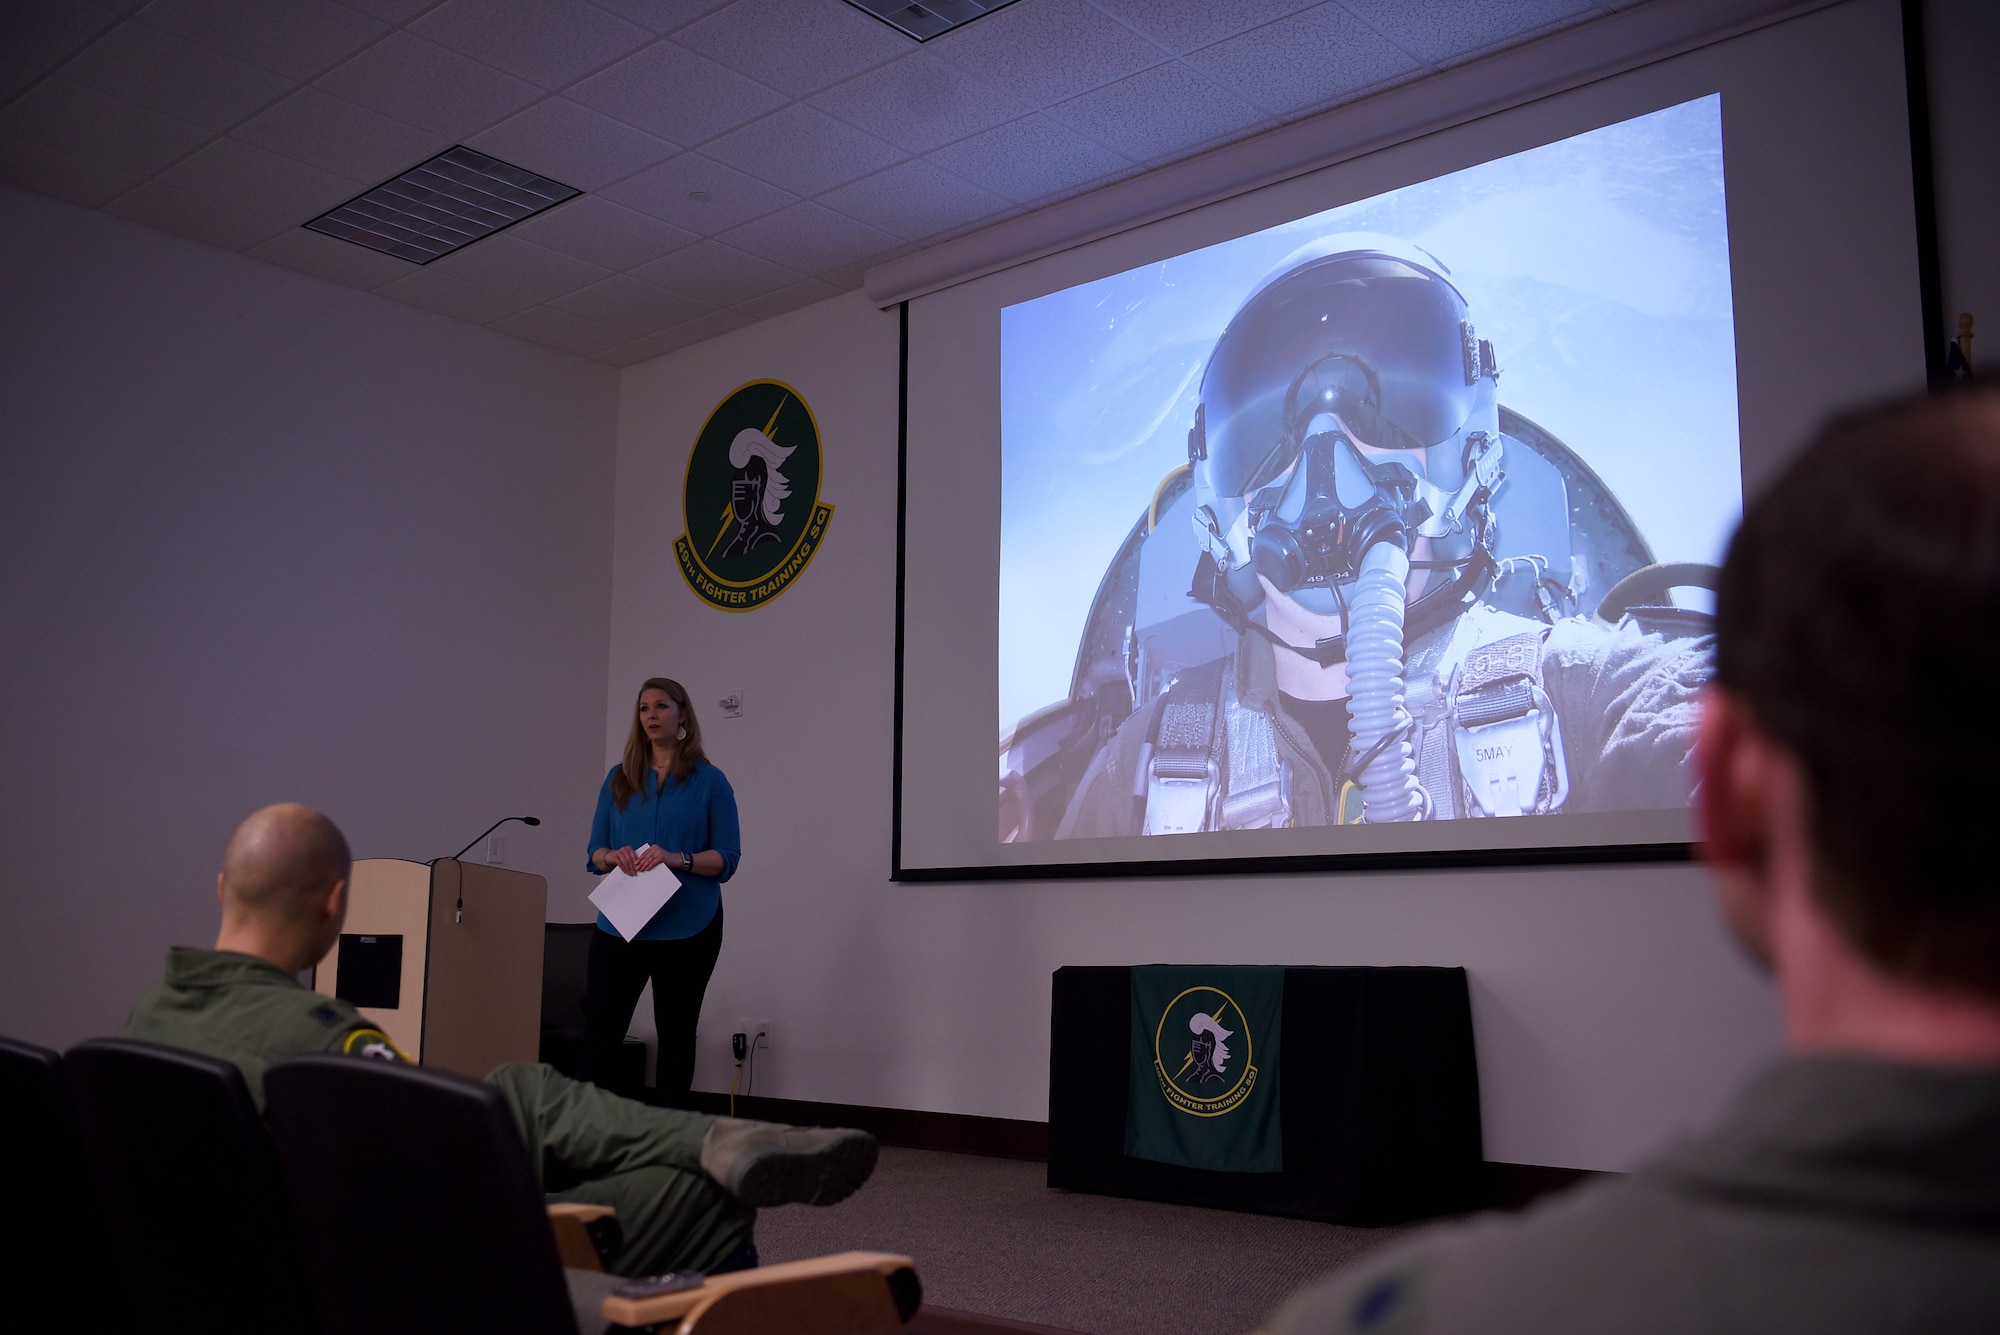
[609,291,1778,1172]
[0,184,618,1049]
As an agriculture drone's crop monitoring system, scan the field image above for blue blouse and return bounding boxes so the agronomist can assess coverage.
[586,761,741,941]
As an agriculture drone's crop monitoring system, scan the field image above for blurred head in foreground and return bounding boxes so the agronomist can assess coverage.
[1705,377,2000,1040]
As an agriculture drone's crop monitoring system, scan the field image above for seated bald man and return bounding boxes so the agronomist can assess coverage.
[1271,382,2000,1335]
[120,802,876,1278]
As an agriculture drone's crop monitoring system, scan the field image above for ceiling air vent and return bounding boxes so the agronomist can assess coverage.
[303,146,580,264]
[840,0,1023,41]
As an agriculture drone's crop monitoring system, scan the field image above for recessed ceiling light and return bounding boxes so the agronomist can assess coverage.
[303,146,580,265]
[839,0,1022,42]
[688,190,713,202]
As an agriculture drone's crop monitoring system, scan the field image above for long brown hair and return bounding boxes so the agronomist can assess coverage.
[612,677,709,811]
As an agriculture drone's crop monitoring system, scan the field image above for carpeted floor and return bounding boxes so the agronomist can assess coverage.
[752,1147,1423,1335]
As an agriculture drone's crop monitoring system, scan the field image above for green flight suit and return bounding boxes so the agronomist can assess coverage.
[1268,1057,2000,1335]
[120,947,753,1275]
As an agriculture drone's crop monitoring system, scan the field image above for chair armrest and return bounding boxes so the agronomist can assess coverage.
[547,1203,617,1272]
[601,1251,919,1332]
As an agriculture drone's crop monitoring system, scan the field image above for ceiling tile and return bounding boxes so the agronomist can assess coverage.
[490,302,627,355]
[151,137,360,225]
[0,1,126,73]
[924,111,1132,204]
[598,152,797,234]
[931,0,1164,107]
[1086,0,1316,54]
[807,48,1028,155]
[1337,0,1601,67]
[672,0,909,98]
[1047,60,1271,163]
[422,229,614,302]
[732,275,840,321]
[1430,9,1609,68]
[816,259,878,291]
[699,103,906,198]
[247,224,415,289]
[232,86,448,186]
[630,239,802,305]
[411,0,654,89]
[314,32,545,141]
[655,306,753,348]
[565,39,786,146]
[549,273,713,331]
[0,78,210,179]
[815,158,1010,242]
[140,0,387,82]
[339,0,437,20]
[1189,5,1423,118]
[0,138,146,208]
[467,97,676,191]
[596,333,676,366]
[375,267,536,323]
[714,199,900,273]
[60,20,292,132]
[105,179,289,250]
[506,194,697,270]
[0,59,40,107]
[579,0,731,35]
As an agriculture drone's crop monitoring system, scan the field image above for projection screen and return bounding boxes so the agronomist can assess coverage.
[897,0,1928,878]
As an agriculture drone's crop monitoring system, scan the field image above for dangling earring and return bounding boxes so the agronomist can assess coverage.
[676,726,687,740]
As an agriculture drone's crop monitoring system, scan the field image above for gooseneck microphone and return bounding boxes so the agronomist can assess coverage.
[446,816,540,923]
[450,815,541,861]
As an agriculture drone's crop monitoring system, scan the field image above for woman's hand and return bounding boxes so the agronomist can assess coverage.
[596,845,641,875]
[633,845,667,873]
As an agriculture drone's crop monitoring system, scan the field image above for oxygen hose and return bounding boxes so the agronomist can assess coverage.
[1345,540,1425,822]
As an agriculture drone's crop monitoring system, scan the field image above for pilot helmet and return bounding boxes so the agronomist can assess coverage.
[1189,233,1501,611]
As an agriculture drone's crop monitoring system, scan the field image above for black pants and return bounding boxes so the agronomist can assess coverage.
[581,907,723,1101]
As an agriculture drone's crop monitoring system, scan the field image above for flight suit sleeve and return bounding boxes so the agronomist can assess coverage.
[1541,619,1714,814]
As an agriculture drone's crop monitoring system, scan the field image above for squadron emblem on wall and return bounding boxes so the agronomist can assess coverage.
[674,379,834,612]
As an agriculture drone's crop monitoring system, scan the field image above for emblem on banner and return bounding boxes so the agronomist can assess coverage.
[1152,985,1258,1117]
[674,379,834,612]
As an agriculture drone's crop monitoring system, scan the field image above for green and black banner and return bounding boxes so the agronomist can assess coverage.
[674,379,833,612]
[1125,966,1283,1172]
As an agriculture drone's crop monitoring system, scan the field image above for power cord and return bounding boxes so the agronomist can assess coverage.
[744,1026,768,1098]
[729,1031,747,1117]
[727,1025,769,1114]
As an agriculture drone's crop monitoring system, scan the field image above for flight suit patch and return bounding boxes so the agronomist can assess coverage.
[341,1027,409,1063]
[312,1004,340,1025]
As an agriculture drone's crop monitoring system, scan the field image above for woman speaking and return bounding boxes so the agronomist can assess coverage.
[584,677,740,1100]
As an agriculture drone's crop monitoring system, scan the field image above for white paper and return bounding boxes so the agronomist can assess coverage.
[588,844,683,941]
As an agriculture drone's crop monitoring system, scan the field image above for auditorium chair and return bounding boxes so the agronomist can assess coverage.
[63,1038,319,1335]
[264,1054,922,1335]
[0,1036,136,1335]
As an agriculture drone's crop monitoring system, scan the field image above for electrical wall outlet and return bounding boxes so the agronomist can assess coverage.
[754,1018,773,1050]
[719,690,744,719]
[485,834,504,864]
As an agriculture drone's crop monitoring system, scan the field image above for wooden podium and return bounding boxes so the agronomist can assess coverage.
[311,858,546,1079]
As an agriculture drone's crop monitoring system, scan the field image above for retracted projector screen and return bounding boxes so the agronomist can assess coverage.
[897,0,1928,879]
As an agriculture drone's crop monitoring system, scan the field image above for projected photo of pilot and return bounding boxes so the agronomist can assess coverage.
[997,95,1740,844]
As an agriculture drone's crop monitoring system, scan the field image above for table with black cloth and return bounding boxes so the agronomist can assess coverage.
[1047,965,1482,1225]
